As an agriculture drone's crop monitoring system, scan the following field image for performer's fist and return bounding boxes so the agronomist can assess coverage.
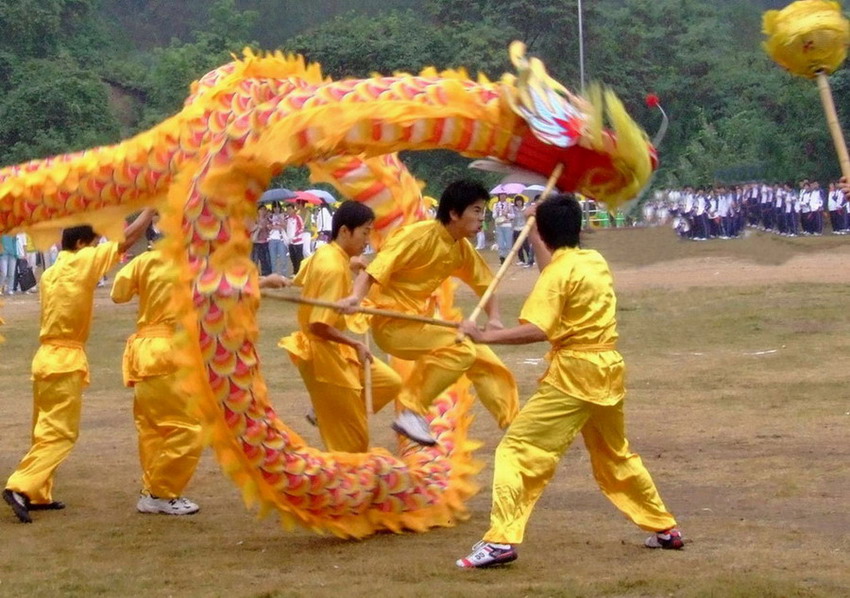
[259,273,292,289]
[459,320,483,342]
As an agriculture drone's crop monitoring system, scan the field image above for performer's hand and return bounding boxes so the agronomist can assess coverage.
[523,202,538,219]
[349,256,368,273]
[459,320,484,342]
[485,318,504,332]
[354,341,373,364]
[338,295,360,314]
[259,273,292,289]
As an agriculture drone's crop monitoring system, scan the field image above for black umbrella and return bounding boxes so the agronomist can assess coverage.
[259,188,297,204]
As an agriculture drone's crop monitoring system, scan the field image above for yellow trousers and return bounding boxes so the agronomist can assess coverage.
[484,382,678,545]
[134,375,202,498]
[299,357,402,452]
[6,372,85,504]
[371,317,518,428]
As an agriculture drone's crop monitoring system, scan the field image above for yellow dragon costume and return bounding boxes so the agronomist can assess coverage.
[0,43,655,538]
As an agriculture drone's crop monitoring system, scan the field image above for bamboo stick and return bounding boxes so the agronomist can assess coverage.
[463,164,564,332]
[363,333,373,416]
[261,293,460,329]
[816,72,850,180]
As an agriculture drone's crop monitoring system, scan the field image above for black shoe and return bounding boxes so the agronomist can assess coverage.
[3,489,32,523]
[28,501,65,511]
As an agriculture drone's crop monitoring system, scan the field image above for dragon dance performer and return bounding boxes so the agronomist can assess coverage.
[341,180,519,446]
[280,201,402,453]
[456,195,683,568]
[3,209,155,523]
[110,242,203,516]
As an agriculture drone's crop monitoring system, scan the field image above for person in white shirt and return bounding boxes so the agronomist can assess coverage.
[827,182,847,233]
[285,203,305,274]
[314,203,334,249]
[760,184,773,231]
[809,182,824,235]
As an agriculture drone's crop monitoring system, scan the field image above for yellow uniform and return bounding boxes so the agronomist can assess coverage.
[6,242,120,505]
[111,250,202,498]
[365,220,517,427]
[280,242,402,452]
[484,247,678,545]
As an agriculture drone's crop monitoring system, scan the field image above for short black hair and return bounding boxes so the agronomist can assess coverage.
[536,194,582,249]
[332,201,374,239]
[61,225,98,251]
[436,179,489,224]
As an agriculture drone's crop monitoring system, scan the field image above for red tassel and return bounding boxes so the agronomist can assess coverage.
[645,94,661,108]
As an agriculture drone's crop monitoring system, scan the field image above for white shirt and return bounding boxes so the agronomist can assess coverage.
[315,207,333,233]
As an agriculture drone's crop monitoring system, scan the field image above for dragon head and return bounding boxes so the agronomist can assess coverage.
[496,42,656,210]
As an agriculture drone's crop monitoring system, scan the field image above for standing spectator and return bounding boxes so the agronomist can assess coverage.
[810,181,824,235]
[314,201,334,249]
[0,235,18,295]
[285,203,305,274]
[250,205,272,276]
[492,194,515,264]
[827,182,844,233]
[268,203,289,276]
[298,200,314,258]
[511,196,532,267]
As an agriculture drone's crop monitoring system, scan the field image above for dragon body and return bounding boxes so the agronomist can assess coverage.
[0,46,655,538]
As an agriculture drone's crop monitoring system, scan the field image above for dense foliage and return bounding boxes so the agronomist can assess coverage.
[0,0,847,195]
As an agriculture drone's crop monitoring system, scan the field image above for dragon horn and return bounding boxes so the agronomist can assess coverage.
[645,94,669,147]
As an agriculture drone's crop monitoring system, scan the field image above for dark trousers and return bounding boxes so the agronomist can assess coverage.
[512,230,531,264]
[251,243,272,276]
[289,243,304,274]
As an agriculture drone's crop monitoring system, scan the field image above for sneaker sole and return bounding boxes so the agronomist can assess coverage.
[137,507,200,515]
[457,552,518,568]
[391,422,437,446]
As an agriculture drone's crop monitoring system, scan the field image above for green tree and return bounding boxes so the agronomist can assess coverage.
[0,58,120,165]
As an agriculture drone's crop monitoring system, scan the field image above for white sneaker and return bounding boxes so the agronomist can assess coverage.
[456,541,517,568]
[391,409,437,446]
[137,494,199,515]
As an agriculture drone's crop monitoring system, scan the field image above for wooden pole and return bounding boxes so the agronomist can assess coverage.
[261,293,460,329]
[464,164,564,328]
[816,71,850,180]
[363,334,374,416]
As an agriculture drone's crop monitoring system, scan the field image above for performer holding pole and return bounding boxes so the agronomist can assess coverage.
[456,194,683,569]
[3,209,156,523]
[340,180,519,446]
[278,201,401,453]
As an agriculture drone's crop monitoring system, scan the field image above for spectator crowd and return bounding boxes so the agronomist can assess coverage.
[641,181,848,240]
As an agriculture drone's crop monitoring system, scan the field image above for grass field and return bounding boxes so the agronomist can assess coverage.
[0,227,848,598]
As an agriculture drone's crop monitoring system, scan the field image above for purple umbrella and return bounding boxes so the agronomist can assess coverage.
[490,183,527,195]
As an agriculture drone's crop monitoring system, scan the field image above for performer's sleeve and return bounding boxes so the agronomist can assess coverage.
[110,259,139,304]
[365,227,415,287]
[90,241,121,280]
[518,267,565,339]
[454,241,494,297]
